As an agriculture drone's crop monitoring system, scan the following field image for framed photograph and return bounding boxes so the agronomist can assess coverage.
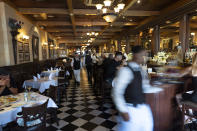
[18,52,24,62]
[24,43,29,52]
[32,35,39,61]
[24,53,30,61]
[18,41,23,52]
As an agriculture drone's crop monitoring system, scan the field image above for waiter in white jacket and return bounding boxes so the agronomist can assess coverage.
[112,46,162,131]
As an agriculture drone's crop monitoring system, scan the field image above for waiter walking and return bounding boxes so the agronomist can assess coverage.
[71,53,82,85]
[112,46,162,131]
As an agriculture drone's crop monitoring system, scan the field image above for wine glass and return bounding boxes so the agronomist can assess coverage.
[27,86,32,92]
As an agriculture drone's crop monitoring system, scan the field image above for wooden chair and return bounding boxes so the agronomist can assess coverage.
[13,99,48,131]
[47,85,59,126]
[57,71,68,102]
[180,100,197,130]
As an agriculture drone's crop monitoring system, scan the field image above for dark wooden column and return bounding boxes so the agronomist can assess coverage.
[134,34,141,45]
[117,39,122,52]
[151,25,160,54]
[179,14,190,54]
[125,36,131,53]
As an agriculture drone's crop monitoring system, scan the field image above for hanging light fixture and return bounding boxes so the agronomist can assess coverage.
[117,3,125,10]
[137,0,141,4]
[96,4,103,10]
[104,0,112,7]
[87,32,90,35]
[102,13,117,23]
[102,8,107,13]
[114,7,120,13]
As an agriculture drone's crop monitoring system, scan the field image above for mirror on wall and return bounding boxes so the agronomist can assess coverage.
[32,35,39,61]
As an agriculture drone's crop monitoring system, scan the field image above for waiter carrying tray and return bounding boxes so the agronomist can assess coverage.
[112,46,163,131]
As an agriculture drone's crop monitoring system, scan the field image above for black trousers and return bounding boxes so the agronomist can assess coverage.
[86,65,92,82]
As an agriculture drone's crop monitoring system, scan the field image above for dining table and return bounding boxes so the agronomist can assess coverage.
[41,70,60,77]
[23,77,58,93]
[0,92,57,129]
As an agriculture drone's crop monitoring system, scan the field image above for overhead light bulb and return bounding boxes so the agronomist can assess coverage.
[87,32,90,35]
[102,8,107,13]
[95,33,99,36]
[114,7,120,13]
[96,4,103,10]
[137,0,141,4]
[104,0,112,7]
[92,32,95,35]
[117,3,125,10]
[191,32,195,36]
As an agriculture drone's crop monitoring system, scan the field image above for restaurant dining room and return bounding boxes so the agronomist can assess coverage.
[0,0,197,131]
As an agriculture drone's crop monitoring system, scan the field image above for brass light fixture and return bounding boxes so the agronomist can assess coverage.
[95,0,125,23]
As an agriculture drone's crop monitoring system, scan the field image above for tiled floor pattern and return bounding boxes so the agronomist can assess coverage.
[46,69,118,131]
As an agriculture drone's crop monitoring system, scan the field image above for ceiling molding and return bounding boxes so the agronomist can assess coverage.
[18,8,160,16]
[46,28,122,32]
[66,0,77,36]
[36,21,138,26]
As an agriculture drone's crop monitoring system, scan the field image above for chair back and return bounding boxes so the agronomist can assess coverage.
[48,85,57,102]
[22,99,48,129]
[58,71,65,78]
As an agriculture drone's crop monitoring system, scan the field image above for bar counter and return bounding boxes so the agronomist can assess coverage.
[146,73,185,131]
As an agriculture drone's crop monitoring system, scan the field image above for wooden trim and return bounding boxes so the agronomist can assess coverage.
[66,0,77,36]
[18,8,160,16]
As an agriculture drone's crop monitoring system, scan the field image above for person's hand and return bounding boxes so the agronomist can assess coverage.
[120,112,130,121]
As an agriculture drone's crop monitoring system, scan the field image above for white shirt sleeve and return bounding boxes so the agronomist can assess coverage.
[112,67,133,113]
[71,58,74,68]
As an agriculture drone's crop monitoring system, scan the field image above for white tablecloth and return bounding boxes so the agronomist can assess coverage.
[41,70,59,77]
[0,92,57,125]
[23,78,58,93]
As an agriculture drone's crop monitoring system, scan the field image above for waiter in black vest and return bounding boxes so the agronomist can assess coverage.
[112,46,162,131]
[71,53,81,85]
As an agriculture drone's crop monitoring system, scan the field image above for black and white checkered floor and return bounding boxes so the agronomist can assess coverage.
[46,69,118,131]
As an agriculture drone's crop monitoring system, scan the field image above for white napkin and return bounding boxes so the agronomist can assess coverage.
[51,67,53,71]
[59,67,61,70]
[37,74,41,79]
[47,69,50,71]
[33,76,37,81]
[48,73,53,80]
[66,71,70,76]
[56,68,59,71]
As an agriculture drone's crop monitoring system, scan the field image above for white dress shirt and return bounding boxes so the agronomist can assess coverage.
[71,57,82,69]
[112,62,163,113]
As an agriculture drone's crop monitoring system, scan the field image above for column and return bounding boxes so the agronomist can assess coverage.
[117,39,121,52]
[151,25,160,54]
[125,36,131,53]
[179,14,190,54]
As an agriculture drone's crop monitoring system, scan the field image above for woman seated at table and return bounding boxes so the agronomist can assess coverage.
[0,75,18,96]
[180,53,197,103]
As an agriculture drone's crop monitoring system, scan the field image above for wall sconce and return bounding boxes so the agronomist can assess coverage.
[55,46,59,49]
[42,42,48,46]
[20,35,29,41]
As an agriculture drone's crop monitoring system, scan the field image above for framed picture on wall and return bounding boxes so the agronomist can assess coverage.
[24,43,29,52]
[32,35,39,61]
[18,52,24,62]
[18,41,23,52]
[24,53,30,61]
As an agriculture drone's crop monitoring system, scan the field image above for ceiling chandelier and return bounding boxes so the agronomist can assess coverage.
[86,32,99,36]
[96,0,125,23]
